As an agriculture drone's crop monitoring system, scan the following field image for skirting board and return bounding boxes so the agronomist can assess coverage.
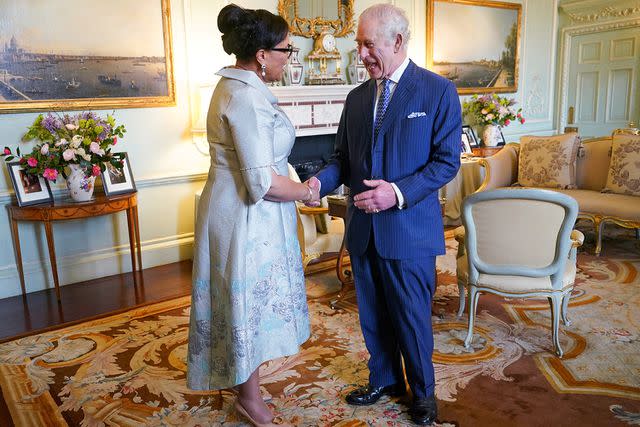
[0,232,194,299]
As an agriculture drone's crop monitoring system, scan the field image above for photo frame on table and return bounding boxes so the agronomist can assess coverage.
[462,125,479,148]
[6,162,54,207]
[427,0,521,94]
[101,153,136,196]
[461,133,473,155]
[0,0,175,114]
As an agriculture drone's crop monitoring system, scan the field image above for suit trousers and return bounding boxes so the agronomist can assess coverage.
[350,234,437,399]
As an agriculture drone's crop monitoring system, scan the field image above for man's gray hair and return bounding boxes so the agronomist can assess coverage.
[359,3,411,49]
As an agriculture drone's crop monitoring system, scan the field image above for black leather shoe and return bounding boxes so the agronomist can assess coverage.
[345,383,406,406]
[409,395,438,425]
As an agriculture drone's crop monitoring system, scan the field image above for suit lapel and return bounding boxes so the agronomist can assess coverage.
[361,79,376,142]
[377,61,418,138]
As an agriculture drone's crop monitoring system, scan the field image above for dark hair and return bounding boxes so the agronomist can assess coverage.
[217,4,289,61]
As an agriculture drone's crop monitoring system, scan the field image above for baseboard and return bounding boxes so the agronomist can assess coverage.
[0,232,195,299]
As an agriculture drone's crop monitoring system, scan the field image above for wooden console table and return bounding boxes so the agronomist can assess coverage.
[8,193,142,302]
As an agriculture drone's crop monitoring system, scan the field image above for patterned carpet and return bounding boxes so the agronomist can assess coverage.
[0,223,638,426]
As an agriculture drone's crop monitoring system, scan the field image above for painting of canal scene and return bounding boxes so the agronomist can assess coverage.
[427,0,521,94]
[0,0,174,113]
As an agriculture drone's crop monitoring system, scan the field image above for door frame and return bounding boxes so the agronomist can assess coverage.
[556,17,640,132]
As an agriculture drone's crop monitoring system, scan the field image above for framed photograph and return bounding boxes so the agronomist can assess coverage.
[427,0,521,94]
[6,162,54,207]
[462,125,479,148]
[461,133,473,154]
[0,0,175,114]
[101,153,136,196]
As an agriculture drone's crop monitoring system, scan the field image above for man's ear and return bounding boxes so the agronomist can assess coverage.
[394,34,403,53]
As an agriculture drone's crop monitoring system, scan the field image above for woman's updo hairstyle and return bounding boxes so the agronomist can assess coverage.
[218,4,289,61]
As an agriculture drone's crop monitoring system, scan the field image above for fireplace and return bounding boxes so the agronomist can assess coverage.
[289,134,336,181]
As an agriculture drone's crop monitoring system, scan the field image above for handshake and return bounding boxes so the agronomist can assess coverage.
[303,176,321,207]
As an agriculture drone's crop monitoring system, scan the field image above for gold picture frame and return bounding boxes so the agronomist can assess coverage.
[278,0,355,38]
[0,0,175,113]
[427,0,521,94]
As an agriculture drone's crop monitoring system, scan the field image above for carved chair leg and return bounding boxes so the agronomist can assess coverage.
[548,295,564,358]
[457,281,466,318]
[594,217,605,256]
[464,286,479,348]
[561,289,572,326]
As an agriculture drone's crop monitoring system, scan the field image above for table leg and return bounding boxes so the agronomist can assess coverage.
[133,205,142,273]
[43,220,61,302]
[9,214,27,296]
[125,208,138,287]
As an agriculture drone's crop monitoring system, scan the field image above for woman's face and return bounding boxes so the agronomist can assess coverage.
[262,35,291,82]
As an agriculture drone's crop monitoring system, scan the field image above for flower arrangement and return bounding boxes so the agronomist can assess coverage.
[462,93,525,127]
[2,111,126,182]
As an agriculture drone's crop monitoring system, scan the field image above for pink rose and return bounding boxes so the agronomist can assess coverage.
[3,148,10,155]
[62,149,76,161]
[113,137,118,145]
[520,118,526,124]
[92,164,101,176]
[43,168,58,181]
[27,157,38,167]
[504,119,510,126]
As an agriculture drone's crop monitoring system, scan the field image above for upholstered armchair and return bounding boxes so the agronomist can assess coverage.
[287,164,345,270]
[455,188,584,357]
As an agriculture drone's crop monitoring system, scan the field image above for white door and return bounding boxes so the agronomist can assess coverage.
[567,27,640,137]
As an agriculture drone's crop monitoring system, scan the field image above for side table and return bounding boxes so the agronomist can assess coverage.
[8,192,142,302]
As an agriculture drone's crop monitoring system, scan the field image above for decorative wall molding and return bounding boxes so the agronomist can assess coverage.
[556,17,640,130]
[0,172,207,204]
[525,74,546,118]
[564,5,640,24]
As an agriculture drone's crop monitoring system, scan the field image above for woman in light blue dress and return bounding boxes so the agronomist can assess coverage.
[187,5,317,426]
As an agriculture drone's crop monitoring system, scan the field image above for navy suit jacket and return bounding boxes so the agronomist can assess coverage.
[316,60,462,259]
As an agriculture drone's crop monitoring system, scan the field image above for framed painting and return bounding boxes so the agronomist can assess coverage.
[6,162,54,207]
[427,0,521,94]
[0,0,175,113]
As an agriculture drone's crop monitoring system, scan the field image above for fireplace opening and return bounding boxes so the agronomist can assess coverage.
[289,134,336,181]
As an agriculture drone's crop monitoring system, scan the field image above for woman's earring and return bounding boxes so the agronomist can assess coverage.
[261,63,266,78]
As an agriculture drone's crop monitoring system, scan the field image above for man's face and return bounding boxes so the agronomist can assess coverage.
[355,18,397,80]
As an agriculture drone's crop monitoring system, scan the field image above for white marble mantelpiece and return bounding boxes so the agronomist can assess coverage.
[270,85,356,136]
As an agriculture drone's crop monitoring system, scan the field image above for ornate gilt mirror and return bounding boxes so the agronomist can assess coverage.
[277,0,355,38]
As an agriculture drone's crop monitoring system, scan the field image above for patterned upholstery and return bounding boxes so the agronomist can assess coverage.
[603,133,640,196]
[517,133,581,189]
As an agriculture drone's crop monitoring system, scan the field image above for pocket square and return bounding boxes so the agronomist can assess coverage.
[407,112,427,118]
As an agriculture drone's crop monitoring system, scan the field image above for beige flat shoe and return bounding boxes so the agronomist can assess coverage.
[234,399,293,427]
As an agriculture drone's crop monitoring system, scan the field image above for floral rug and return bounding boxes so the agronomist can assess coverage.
[0,224,639,426]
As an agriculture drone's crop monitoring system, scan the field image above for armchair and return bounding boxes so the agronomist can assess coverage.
[287,164,345,270]
[455,188,584,357]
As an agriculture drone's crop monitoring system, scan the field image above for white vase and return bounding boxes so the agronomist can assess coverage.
[66,164,96,202]
[482,124,502,147]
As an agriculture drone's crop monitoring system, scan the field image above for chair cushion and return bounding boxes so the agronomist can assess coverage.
[456,255,576,293]
[517,133,581,189]
[603,134,640,196]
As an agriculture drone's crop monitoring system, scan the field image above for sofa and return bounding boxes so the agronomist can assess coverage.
[475,133,640,255]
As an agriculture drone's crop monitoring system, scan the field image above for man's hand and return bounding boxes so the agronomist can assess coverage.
[353,179,397,214]
[304,177,321,207]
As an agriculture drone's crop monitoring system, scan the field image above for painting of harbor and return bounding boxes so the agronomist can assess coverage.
[0,0,174,113]
[428,0,521,94]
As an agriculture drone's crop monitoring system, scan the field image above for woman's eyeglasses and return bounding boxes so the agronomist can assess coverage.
[270,44,299,58]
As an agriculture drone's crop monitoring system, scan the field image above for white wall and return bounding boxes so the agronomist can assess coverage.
[0,0,568,299]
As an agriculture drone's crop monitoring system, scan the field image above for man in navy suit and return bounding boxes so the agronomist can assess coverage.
[308,3,461,425]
